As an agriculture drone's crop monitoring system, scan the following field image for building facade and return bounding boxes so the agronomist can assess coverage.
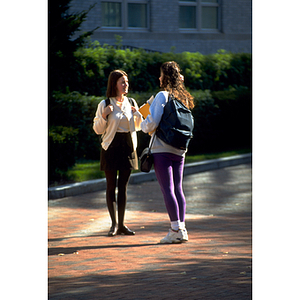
[70,0,252,54]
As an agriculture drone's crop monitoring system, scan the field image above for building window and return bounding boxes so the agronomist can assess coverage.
[179,5,196,29]
[101,1,148,29]
[102,2,122,27]
[179,0,220,31]
[128,3,147,28]
[201,6,218,29]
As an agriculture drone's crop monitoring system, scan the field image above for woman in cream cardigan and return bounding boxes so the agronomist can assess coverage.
[93,70,143,236]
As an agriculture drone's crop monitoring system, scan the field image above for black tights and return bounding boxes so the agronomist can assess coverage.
[105,169,131,228]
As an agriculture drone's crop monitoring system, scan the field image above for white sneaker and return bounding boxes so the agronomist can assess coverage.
[160,229,183,244]
[181,228,188,242]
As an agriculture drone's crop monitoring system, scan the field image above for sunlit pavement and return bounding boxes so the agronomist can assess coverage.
[48,163,252,299]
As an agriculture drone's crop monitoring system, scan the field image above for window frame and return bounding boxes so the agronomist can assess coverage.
[179,0,221,33]
[101,0,123,29]
[101,0,150,32]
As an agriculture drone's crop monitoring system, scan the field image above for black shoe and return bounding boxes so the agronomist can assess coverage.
[117,225,135,235]
[108,225,117,236]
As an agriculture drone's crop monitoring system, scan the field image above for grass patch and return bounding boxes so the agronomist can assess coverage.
[185,149,251,164]
[61,148,251,185]
[66,161,105,182]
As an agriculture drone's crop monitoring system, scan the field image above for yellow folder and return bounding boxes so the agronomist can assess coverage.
[139,103,150,118]
[138,95,154,118]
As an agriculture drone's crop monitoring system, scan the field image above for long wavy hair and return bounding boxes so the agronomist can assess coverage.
[160,61,194,110]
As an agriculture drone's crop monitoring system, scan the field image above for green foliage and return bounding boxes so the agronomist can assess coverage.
[50,91,103,159]
[66,161,105,183]
[187,87,251,154]
[211,86,252,150]
[187,90,219,154]
[49,0,98,93]
[131,88,252,155]
[185,149,251,164]
[72,44,251,95]
[48,87,251,185]
[49,126,79,183]
[49,92,104,183]
[114,34,123,49]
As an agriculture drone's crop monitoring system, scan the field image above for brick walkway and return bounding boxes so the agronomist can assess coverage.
[48,164,252,299]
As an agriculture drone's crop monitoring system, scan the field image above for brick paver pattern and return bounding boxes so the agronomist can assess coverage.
[48,164,252,299]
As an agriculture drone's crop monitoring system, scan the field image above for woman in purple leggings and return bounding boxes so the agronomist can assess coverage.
[141,61,194,243]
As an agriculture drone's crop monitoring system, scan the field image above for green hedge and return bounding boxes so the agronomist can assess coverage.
[67,43,251,95]
[49,88,251,184]
[49,92,104,184]
[49,126,79,183]
[49,91,103,158]
[189,87,252,154]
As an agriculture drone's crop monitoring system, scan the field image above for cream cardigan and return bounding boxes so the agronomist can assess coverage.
[93,97,143,151]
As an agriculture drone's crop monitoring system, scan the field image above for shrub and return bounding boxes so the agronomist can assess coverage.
[49,91,104,160]
[49,126,79,183]
[48,87,251,184]
[188,90,221,154]
[49,92,105,184]
[211,87,252,150]
[72,44,251,95]
[132,88,252,155]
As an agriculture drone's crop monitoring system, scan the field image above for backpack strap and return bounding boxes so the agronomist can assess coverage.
[105,97,134,106]
[99,98,110,143]
[128,97,134,106]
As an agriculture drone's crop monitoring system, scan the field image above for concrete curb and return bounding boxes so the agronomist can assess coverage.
[48,153,251,200]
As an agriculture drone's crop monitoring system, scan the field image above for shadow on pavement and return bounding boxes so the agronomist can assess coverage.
[49,257,252,299]
[48,242,161,256]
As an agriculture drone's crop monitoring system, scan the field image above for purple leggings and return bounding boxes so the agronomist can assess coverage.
[153,153,186,222]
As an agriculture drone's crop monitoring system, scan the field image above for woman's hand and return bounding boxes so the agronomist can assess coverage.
[131,106,137,113]
[102,104,113,119]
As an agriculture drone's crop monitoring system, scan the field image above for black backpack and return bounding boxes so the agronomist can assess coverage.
[156,95,194,150]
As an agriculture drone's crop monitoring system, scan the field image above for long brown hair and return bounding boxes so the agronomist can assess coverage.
[106,69,128,98]
[160,61,194,110]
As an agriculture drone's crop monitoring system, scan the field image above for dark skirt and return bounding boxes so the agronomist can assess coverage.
[100,132,138,171]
